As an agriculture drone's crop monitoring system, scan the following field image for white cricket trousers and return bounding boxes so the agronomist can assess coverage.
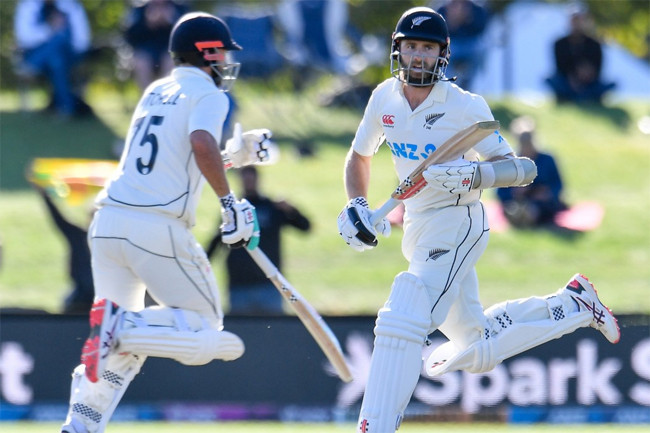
[356,202,491,432]
[402,201,490,339]
[88,205,224,327]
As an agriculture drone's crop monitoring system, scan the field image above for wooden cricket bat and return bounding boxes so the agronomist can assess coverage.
[369,120,500,226]
[246,247,354,383]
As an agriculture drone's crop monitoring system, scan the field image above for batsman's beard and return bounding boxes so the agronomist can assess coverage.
[401,57,436,87]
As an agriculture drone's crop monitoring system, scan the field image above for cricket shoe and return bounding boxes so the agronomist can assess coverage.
[563,273,620,344]
[80,298,124,383]
[61,417,89,433]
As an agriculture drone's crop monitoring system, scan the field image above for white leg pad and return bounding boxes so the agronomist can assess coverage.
[116,306,244,365]
[358,272,432,433]
[63,353,144,433]
[427,293,592,377]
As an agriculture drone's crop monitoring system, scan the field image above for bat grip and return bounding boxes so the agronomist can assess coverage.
[369,197,400,227]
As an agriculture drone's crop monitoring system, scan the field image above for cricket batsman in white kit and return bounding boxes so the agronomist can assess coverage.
[337,7,620,432]
[61,12,278,433]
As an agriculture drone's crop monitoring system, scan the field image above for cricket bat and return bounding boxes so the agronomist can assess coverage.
[246,247,354,383]
[369,120,500,226]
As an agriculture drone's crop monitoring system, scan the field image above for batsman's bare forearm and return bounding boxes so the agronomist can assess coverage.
[191,130,231,198]
[344,149,372,200]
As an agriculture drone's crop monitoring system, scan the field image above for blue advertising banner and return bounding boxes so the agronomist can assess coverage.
[0,313,648,423]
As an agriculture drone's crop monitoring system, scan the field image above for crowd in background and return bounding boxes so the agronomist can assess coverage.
[11,0,624,119]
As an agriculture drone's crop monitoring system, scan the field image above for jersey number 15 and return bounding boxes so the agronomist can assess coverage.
[128,115,164,175]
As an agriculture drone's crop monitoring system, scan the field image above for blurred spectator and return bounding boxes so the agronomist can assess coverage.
[213,6,275,142]
[545,7,616,104]
[13,0,92,117]
[32,184,94,314]
[123,0,188,90]
[217,5,285,79]
[206,166,311,315]
[496,116,567,228]
[276,0,359,87]
[436,0,489,91]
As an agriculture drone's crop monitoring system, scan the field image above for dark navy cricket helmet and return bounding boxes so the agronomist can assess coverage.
[390,7,451,86]
[169,12,242,90]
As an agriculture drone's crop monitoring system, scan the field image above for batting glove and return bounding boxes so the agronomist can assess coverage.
[220,193,260,249]
[222,123,278,170]
[423,161,477,194]
[337,197,391,252]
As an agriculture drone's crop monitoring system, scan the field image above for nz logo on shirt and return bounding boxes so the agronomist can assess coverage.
[423,112,445,129]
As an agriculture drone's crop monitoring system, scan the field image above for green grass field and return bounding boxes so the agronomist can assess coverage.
[1,81,649,315]
[3,421,650,432]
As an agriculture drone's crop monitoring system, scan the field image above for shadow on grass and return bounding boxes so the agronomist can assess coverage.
[576,102,632,130]
[0,110,119,190]
[491,101,632,133]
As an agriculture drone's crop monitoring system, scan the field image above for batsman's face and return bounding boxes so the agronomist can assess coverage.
[399,39,441,78]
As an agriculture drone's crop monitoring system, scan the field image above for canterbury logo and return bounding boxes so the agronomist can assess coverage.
[412,16,432,28]
[424,112,444,129]
[382,114,395,126]
[427,248,449,261]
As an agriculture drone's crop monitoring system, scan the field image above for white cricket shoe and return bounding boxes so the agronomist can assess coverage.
[80,298,124,382]
[61,417,89,433]
[563,273,620,344]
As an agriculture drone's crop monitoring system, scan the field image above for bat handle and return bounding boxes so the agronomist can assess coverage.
[246,247,278,280]
[369,197,400,227]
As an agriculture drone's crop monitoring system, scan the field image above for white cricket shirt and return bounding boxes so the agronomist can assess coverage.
[97,67,230,226]
[352,78,513,214]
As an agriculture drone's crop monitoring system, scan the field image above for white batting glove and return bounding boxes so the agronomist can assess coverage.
[222,123,278,169]
[220,193,259,249]
[337,197,391,252]
[423,161,478,194]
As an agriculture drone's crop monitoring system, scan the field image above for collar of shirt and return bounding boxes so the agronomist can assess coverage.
[172,66,215,84]
[431,80,449,103]
[394,79,450,114]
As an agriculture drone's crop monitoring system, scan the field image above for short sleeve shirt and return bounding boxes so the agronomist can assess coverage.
[352,78,512,214]
[97,67,230,226]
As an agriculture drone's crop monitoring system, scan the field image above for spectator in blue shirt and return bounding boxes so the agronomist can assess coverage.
[14,0,91,117]
[436,0,489,91]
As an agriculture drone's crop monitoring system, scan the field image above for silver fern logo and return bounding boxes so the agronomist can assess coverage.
[427,248,449,261]
[412,16,432,28]
[424,112,444,129]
